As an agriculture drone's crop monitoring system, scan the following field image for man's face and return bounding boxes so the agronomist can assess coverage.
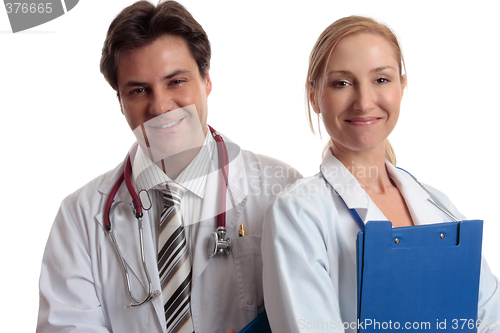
[116,34,211,161]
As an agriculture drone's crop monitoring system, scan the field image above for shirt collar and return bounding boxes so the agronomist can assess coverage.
[385,163,445,225]
[132,129,214,198]
[320,150,370,210]
[320,149,435,224]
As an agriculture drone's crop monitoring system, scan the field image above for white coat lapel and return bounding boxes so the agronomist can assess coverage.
[222,148,248,232]
[95,153,166,329]
[191,139,248,286]
[321,151,386,225]
[387,164,452,225]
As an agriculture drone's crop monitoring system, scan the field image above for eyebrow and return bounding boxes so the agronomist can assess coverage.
[373,66,397,73]
[326,66,397,77]
[163,69,189,80]
[122,69,190,88]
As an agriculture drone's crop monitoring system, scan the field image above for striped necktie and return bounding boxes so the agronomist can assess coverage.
[158,184,194,333]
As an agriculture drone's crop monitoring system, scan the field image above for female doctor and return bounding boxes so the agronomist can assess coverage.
[262,16,500,333]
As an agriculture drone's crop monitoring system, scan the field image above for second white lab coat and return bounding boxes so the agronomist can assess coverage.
[262,151,500,333]
[37,133,301,333]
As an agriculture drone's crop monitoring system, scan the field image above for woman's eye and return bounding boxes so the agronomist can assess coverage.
[376,78,389,84]
[333,80,349,88]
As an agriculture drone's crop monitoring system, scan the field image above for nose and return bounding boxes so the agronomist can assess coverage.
[352,83,375,113]
[149,89,176,116]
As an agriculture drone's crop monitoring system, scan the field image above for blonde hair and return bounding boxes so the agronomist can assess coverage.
[306,16,406,165]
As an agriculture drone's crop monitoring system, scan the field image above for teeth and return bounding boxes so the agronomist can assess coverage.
[155,118,182,129]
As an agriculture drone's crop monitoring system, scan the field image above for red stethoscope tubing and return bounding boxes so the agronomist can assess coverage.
[210,125,228,229]
[103,125,228,231]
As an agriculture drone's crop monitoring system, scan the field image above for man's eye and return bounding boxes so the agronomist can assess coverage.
[131,87,145,95]
[170,79,183,86]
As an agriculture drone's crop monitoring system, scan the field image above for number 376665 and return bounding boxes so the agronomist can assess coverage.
[5,3,53,14]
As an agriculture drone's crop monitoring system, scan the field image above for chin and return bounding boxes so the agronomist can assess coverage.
[346,139,386,154]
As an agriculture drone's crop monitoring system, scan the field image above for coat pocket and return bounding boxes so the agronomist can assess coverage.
[231,235,263,312]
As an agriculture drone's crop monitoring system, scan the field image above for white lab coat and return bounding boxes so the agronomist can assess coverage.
[37,133,301,333]
[262,151,500,333]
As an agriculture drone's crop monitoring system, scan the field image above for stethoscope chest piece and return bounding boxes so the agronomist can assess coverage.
[207,226,232,257]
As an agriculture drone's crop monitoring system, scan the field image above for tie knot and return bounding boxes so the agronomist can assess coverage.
[162,183,185,206]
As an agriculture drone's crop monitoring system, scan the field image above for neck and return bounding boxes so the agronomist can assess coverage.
[155,145,202,180]
[331,143,393,194]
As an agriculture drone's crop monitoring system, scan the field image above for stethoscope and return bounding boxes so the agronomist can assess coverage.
[320,166,459,232]
[103,125,232,308]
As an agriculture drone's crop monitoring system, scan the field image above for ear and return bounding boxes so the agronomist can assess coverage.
[204,69,212,96]
[117,94,124,115]
[401,74,407,96]
[310,88,321,114]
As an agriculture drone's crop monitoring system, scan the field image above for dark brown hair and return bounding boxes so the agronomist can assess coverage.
[100,0,211,93]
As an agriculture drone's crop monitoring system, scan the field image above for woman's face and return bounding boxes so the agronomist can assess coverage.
[312,33,405,156]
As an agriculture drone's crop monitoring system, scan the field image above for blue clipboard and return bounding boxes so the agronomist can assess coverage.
[356,220,483,332]
[238,311,271,333]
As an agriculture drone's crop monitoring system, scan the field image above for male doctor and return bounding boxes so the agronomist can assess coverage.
[36,1,301,332]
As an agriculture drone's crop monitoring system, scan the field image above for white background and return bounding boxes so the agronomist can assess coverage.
[1,0,499,330]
